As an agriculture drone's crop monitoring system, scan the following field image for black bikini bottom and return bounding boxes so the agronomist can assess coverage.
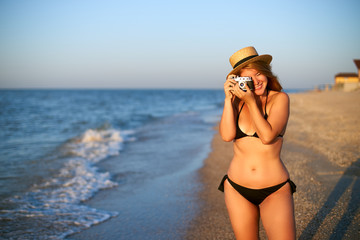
[218,175,296,205]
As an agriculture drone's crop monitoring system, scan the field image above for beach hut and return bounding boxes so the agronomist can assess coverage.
[355,59,360,77]
[334,59,360,91]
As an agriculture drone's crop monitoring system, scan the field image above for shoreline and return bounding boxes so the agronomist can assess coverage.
[63,90,359,239]
[186,90,360,239]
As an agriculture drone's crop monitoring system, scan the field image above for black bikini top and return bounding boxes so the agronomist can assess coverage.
[234,91,283,139]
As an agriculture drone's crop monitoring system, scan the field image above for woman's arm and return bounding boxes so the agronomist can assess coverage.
[247,91,290,144]
[219,97,237,142]
[219,76,238,142]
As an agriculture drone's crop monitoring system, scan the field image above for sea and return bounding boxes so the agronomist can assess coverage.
[0,89,225,239]
[0,89,304,239]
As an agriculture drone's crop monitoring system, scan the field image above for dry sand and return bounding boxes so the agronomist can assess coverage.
[186,90,360,239]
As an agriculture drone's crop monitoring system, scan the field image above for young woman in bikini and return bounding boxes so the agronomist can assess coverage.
[218,46,296,239]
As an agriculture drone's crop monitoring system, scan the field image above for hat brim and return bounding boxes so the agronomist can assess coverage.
[227,54,272,77]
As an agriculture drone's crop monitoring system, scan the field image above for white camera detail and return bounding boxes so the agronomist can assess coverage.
[233,76,254,91]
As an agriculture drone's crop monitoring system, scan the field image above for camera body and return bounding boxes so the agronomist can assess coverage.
[233,76,254,91]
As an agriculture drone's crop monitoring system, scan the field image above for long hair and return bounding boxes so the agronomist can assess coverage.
[240,61,283,91]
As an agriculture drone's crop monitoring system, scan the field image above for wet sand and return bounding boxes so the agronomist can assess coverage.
[186,90,360,239]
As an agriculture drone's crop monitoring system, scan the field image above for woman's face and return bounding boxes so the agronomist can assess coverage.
[240,68,268,96]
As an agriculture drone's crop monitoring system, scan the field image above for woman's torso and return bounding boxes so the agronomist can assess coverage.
[227,91,289,188]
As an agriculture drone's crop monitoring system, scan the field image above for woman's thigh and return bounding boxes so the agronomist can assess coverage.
[224,180,260,240]
[260,183,296,240]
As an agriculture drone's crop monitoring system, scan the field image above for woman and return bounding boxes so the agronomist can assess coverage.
[218,46,296,239]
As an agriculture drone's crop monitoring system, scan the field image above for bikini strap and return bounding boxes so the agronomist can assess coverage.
[236,102,245,123]
[264,89,269,115]
[288,179,297,194]
[218,175,228,192]
[239,102,245,112]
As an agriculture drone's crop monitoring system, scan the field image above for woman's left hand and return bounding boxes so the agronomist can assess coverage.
[231,82,255,104]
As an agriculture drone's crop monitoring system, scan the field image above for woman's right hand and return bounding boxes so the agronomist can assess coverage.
[224,75,237,100]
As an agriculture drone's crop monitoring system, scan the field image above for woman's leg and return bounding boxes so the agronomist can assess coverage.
[260,183,296,240]
[224,179,260,240]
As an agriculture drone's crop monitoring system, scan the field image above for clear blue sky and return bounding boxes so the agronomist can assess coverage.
[1,0,359,89]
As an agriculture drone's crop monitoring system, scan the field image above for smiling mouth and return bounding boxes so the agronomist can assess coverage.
[255,83,263,90]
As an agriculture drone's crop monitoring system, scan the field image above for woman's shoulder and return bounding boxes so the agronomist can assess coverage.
[268,90,289,108]
[269,90,289,102]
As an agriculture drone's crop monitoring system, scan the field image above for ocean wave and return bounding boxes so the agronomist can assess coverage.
[66,128,127,163]
[0,127,133,239]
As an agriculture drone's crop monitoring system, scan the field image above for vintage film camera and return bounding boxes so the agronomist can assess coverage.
[233,76,254,91]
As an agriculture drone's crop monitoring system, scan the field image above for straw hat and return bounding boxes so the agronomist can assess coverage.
[228,46,272,76]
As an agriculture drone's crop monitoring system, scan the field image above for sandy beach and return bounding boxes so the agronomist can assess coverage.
[187,90,360,239]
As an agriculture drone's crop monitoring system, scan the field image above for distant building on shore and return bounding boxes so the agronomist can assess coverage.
[334,59,360,91]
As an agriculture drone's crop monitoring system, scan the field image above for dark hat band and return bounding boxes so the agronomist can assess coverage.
[233,55,258,69]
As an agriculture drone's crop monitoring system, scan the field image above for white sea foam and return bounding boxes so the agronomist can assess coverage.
[67,128,126,163]
[0,127,133,239]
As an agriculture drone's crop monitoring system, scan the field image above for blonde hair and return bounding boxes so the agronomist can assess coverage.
[240,61,283,91]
